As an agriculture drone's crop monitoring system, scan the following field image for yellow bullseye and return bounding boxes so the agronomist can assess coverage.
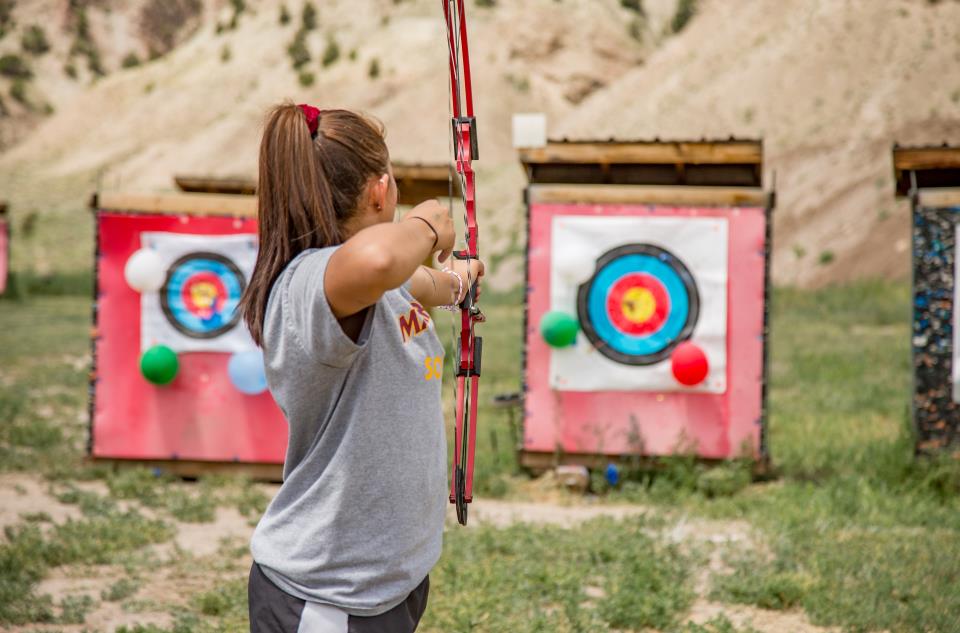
[621,287,656,323]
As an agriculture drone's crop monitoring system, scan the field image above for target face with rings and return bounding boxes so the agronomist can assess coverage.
[577,244,700,366]
[160,252,245,339]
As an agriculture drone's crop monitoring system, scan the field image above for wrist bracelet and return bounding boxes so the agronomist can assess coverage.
[406,216,439,250]
[438,268,463,311]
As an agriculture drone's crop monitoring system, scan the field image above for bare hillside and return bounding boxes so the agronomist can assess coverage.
[560,0,960,287]
[0,0,658,288]
[0,0,958,288]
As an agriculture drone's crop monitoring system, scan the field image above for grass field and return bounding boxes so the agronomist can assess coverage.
[1,281,959,632]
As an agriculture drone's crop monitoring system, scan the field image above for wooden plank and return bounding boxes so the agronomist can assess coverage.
[919,188,960,207]
[392,163,451,182]
[174,175,256,195]
[519,141,762,167]
[893,147,960,171]
[91,457,283,482]
[96,192,257,216]
[519,450,766,476]
[527,184,768,207]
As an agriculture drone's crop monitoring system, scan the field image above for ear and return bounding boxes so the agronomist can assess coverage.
[370,174,389,211]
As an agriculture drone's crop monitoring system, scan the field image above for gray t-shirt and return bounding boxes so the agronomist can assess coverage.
[250,247,447,617]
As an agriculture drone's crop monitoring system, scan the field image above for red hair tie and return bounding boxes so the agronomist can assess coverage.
[298,103,321,138]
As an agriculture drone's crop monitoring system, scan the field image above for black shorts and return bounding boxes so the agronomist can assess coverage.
[248,563,429,633]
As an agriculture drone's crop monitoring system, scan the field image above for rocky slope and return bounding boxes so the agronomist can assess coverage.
[0,0,958,287]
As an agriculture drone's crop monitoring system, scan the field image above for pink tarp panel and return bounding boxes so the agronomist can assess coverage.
[523,204,767,460]
[91,212,287,463]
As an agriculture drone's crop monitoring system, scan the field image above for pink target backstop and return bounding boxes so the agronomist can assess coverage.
[91,211,287,469]
[522,202,770,463]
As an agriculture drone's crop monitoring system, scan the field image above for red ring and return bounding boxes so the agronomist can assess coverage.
[605,273,670,335]
[180,271,228,320]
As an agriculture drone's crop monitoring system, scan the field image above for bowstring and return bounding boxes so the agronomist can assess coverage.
[445,0,461,439]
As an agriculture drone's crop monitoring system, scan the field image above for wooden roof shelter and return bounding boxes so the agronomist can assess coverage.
[519,139,769,207]
[174,175,256,196]
[92,191,257,216]
[893,144,960,206]
[92,163,457,216]
[167,163,460,208]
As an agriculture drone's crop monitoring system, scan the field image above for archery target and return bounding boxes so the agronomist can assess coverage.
[140,232,258,354]
[549,215,727,393]
[577,244,699,365]
[161,252,245,339]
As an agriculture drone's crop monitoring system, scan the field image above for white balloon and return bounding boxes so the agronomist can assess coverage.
[124,249,166,292]
[553,241,595,284]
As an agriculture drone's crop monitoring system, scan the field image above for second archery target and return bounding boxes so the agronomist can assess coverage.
[549,215,728,393]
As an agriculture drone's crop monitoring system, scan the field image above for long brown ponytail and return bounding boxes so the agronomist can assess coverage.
[240,103,389,346]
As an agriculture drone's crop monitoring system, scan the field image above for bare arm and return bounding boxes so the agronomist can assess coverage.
[324,200,454,318]
[408,260,485,308]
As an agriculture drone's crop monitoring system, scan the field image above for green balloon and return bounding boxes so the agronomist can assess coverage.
[140,345,179,385]
[540,311,579,348]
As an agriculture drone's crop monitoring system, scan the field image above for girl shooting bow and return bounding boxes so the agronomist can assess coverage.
[240,103,483,633]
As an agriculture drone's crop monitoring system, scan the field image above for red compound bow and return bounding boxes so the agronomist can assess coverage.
[442,0,483,526]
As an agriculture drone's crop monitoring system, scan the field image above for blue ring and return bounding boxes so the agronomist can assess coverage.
[586,255,690,357]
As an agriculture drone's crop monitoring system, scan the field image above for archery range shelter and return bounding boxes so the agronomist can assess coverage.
[895,144,960,456]
[519,140,774,470]
[89,165,457,478]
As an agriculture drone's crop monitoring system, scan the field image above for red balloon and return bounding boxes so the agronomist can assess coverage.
[671,342,709,386]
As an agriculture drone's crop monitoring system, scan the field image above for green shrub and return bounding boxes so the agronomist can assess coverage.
[21,25,50,56]
[57,594,95,624]
[279,4,291,25]
[321,38,340,67]
[287,30,310,69]
[620,0,644,13]
[671,0,697,33]
[298,70,314,86]
[122,52,140,68]
[0,54,32,79]
[220,45,231,63]
[0,0,13,39]
[70,9,105,76]
[9,79,27,104]
[302,2,317,31]
[106,467,167,506]
[368,57,380,79]
[227,0,245,28]
[628,17,644,42]
[101,577,140,602]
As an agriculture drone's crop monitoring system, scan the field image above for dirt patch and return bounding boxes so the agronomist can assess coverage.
[460,498,651,528]
[173,506,254,557]
[688,601,842,633]
[0,471,853,633]
[0,472,81,530]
